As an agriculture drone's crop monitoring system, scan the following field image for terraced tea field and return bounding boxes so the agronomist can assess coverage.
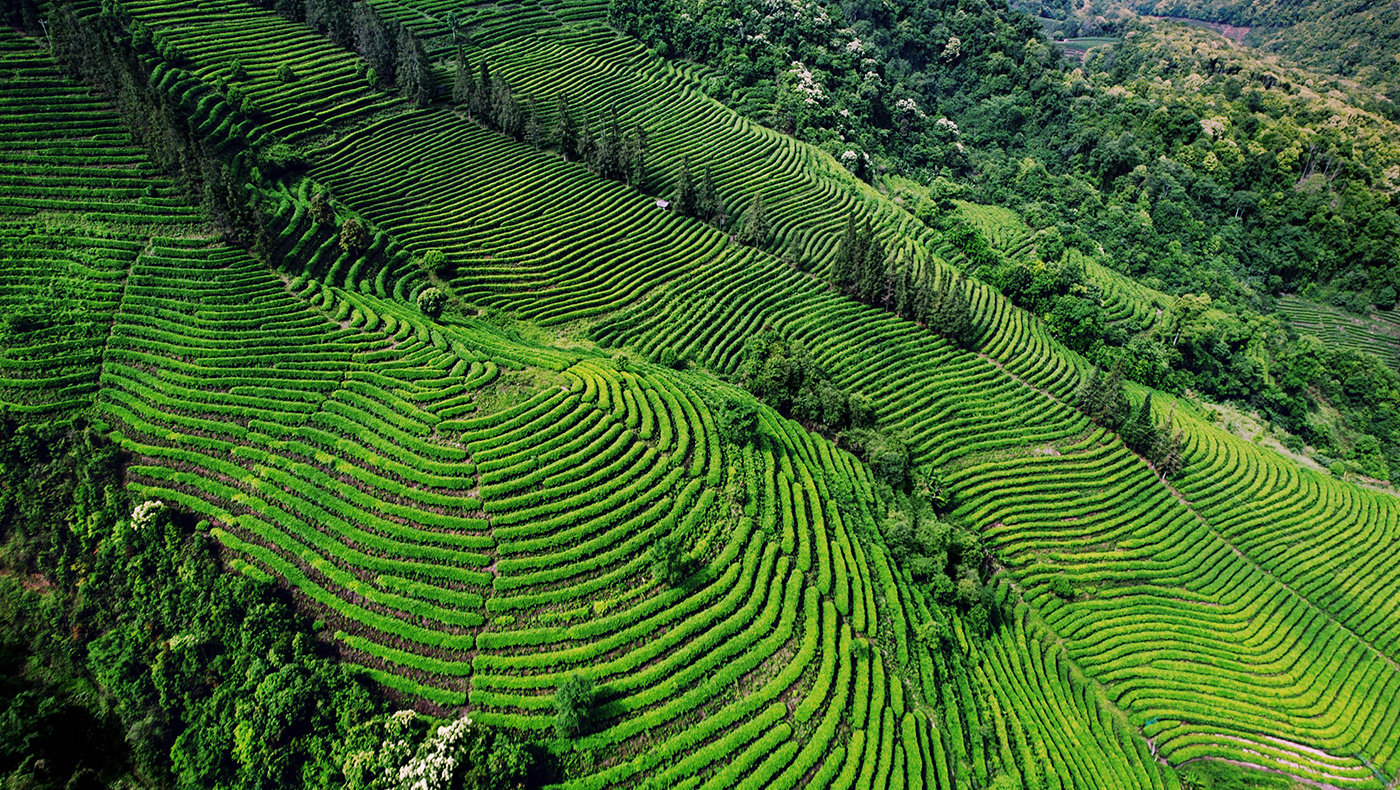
[5,2,1400,787]
[1276,294,1400,370]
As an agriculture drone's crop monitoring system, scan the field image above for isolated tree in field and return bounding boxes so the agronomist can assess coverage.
[452,49,475,109]
[276,63,295,82]
[738,194,770,246]
[396,26,432,107]
[445,9,460,46]
[649,534,695,586]
[718,396,760,445]
[338,218,368,253]
[310,190,333,224]
[421,249,446,275]
[416,287,447,318]
[553,673,595,738]
[670,157,696,216]
[553,93,578,159]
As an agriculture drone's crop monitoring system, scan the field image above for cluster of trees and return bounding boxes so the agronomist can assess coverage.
[451,57,653,189]
[666,157,724,225]
[251,0,434,104]
[733,330,874,435]
[44,0,274,245]
[1074,367,1185,477]
[881,503,997,638]
[829,217,977,348]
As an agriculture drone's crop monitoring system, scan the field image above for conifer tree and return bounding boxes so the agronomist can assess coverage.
[671,157,695,216]
[936,275,974,347]
[831,214,859,292]
[472,61,492,122]
[1097,362,1129,429]
[697,165,720,224]
[738,194,770,247]
[1122,392,1156,451]
[578,115,596,170]
[626,124,648,187]
[452,49,474,109]
[912,263,933,324]
[396,25,432,107]
[553,93,577,159]
[490,77,513,133]
[857,229,884,303]
[893,258,911,316]
[352,2,393,87]
[524,95,540,149]
[1074,367,1104,415]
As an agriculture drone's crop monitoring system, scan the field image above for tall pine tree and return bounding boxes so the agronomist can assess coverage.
[671,157,696,216]
[553,93,577,159]
[452,49,474,109]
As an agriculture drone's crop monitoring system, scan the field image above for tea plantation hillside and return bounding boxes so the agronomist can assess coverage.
[3,0,1400,788]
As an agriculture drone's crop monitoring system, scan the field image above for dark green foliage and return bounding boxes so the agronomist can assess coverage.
[417,287,447,318]
[717,396,760,446]
[624,124,648,187]
[339,218,369,253]
[276,63,295,82]
[310,190,334,224]
[648,533,695,586]
[1075,364,1130,430]
[452,50,475,109]
[525,95,540,150]
[473,61,492,121]
[553,674,595,738]
[670,157,695,217]
[1120,392,1156,450]
[929,275,975,348]
[735,330,865,433]
[695,165,720,225]
[0,424,386,789]
[848,429,912,490]
[396,25,432,107]
[552,93,577,159]
[1050,574,1074,599]
[737,194,769,247]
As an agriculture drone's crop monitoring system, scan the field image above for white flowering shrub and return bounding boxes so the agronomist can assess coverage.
[396,717,473,790]
[130,500,167,530]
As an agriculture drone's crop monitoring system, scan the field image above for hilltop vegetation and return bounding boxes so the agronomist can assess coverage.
[1124,0,1400,95]
[2,0,1400,788]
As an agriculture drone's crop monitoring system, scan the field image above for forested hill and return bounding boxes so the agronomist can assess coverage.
[1128,0,1400,93]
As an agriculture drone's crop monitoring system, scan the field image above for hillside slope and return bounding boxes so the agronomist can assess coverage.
[7,0,1400,787]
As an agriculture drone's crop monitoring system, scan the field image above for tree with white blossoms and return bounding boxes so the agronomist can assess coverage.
[129,500,166,530]
[394,715,533,790]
